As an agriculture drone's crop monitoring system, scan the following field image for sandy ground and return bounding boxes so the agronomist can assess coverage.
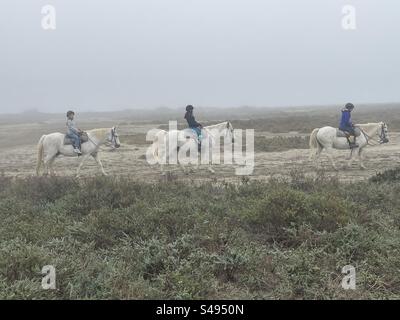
[0,121,399,183]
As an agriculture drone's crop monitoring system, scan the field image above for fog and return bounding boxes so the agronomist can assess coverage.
[0,0,399,113]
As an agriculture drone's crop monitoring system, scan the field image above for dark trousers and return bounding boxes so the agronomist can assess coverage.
[340,126,356,136]
[191,127,202,139]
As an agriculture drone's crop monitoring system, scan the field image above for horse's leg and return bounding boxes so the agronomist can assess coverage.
[76,154,90,178]
[208,165,215,174]
[325,147,339,171]
[347,148,356,168]
[43,152,56,176]
[43,161,49,176]
[48,156,58,176]
[358,148,367,170]
[92,153,107,176]
[207,152,215,173]
[313,149,321,169]
[311,145,323,169]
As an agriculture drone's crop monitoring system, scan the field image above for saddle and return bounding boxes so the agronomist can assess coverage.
[336,127,361,138]
[64,132,89,145]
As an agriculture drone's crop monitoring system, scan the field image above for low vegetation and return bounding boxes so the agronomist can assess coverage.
[255,136,310,152]
[0,169,400,299]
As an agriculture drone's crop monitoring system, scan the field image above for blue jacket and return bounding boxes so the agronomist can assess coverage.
[339,109,353,128]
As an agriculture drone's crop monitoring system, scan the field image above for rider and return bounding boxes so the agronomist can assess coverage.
[66,110,83,155]
[339,103,359,149]
[184,105,203,144]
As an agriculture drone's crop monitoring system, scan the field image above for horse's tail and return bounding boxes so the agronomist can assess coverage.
[148,130,165,163]
[36,135,46,175]
[309,128,322,160]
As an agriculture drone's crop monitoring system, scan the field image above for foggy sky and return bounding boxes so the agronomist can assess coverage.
[0,0,399,113]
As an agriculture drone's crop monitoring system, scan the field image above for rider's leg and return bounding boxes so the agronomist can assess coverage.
[348,128,358,148]
[190,127,202,152]
[72,133,81,152]
[67,133,82,153]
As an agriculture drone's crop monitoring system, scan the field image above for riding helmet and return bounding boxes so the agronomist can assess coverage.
[345,103,355,110]
[67,110,75,117]
[186,105,194,111]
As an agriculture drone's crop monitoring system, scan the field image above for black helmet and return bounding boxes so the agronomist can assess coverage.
[186,105,194,111]
[345,103,355,110]
[67,110,75,117]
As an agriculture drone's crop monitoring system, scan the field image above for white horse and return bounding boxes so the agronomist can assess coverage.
[309,122,389,170]
[151,121,235,174]
[36,127,121,177]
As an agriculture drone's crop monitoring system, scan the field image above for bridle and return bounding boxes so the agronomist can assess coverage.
[109,127,119,148]
[361,123,388,146]
[87,127,119,148]
[225,121,235,143]
[198,122,234,143]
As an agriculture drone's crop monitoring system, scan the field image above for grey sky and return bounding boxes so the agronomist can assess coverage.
[0,0,399,113]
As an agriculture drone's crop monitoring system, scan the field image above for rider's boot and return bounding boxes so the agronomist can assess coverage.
[348,136,359,149]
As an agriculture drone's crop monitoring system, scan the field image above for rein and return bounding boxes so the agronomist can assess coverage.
[86,128,117,148]
[87,134,100,147]
[204,122,233,142]
[359,124,385,146]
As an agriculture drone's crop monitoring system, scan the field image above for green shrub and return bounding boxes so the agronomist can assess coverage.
[0,172,399,299]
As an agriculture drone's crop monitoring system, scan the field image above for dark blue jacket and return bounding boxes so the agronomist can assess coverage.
[340,109,353,128]
[184,111,201,128]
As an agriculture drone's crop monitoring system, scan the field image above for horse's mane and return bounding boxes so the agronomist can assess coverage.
[356,122,384,135]
[87,128,111,139]
[205,121,230,130]
[357,122,383,129]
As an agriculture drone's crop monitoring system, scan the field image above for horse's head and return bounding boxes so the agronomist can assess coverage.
[109,126,121,148]
[379,122,389,144]
[226,121,235,144]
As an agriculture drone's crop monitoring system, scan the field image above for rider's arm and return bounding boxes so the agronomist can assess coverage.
[67,120,80,135]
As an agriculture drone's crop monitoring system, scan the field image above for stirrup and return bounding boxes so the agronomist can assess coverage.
[349,143,359,149]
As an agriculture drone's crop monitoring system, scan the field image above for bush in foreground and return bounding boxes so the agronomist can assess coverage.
[0,170,400,299]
